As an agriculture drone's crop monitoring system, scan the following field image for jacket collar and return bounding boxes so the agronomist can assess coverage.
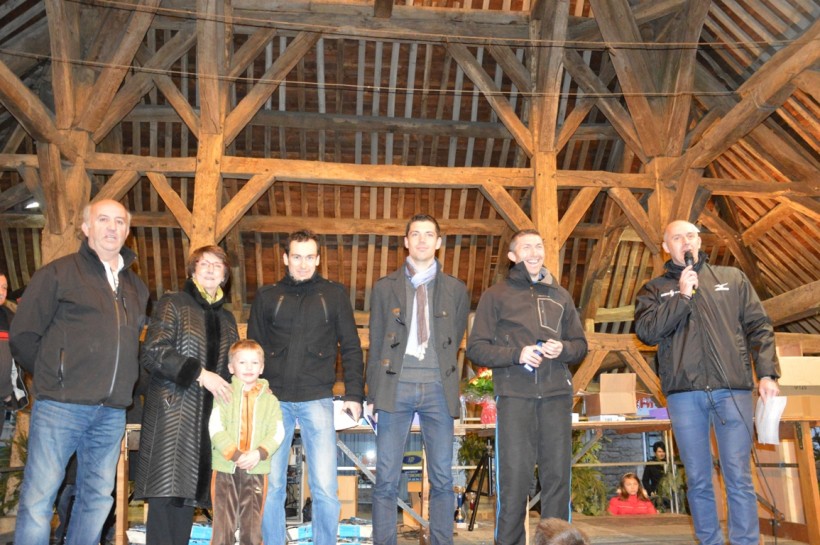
[184,277,227,310]
[507,261,555,288]
[664,250,708,279]
[281,270,321,287]
[388,260,445,318]
[79,239,138,272]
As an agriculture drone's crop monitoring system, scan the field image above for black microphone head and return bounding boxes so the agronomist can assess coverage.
[684,251,694,268]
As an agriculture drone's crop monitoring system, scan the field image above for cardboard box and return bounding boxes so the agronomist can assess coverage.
[777,357,820,396]
[584,373,636,417]
[781,395,820,420]
[338,475,358,519]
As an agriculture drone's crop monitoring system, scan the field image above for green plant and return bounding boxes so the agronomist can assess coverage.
[0,431,27,515]
[658,466,688,514]
[457,433,489,466]
[570,431,608,515]
[462,368,493,402]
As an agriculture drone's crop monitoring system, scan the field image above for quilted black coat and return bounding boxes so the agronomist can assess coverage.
[133,279,238,507]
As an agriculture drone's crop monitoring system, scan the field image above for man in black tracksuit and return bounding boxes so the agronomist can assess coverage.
[467,229,587,545]
[247,230,364,545]
[634,220,779,545]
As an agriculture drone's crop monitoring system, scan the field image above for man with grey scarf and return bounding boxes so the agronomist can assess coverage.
[367,214,469,545]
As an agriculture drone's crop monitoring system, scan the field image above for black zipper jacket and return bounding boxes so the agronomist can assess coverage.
[634,252,779,395]
[247,272,364,403]
[10,240,149,408]
[467,261,588,398]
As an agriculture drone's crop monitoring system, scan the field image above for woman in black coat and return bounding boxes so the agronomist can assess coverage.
[133,246,239,545]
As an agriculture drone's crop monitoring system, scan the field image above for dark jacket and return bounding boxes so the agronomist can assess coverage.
[133,279,238,506]
[467,262,588,398]
[9,240,149,408]
[247,272,364,403]
[634,253,779,395]
[366,262,469,417]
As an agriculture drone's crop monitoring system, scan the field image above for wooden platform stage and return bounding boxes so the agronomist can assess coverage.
[394,514,807,545]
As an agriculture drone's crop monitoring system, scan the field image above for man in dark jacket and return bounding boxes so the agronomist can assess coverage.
[467,229,587,545]
[247,230,364,545]
[10,199,149,545]
[367,214,469,545]
[634,220,779,545]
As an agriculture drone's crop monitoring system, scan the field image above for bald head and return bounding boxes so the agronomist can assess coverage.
[662,220,701,266]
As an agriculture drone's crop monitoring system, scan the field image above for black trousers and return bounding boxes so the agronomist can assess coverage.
[495,394,573,545]
[145,496,194,545]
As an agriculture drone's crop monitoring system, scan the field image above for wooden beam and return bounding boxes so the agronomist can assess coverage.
[0,59,76,159]
[606,188,660,254]
[215,171,277,241]
[533,152,560,274]
[145,172,193,236]
[227,27,278,80]
[588,0,663,156]
[224,31,321,146]
[741,204,791,246]
[93,26,197,142]
[77,0,160,133]
[447,42,534,157]
[694,65,820,184]
[478,182,535,232]
[669,20,820,175]
[763,281,820,327]
[0,183,32,213]
[373,0,392,18]
[487,45,532,95]
[558,187,600,246]
[662,0,710,155]
[45,0,79,129]
[699,207,768,297]
[531,0,568,152]
[777,195,820,224]
[562,49,648,163]
[93,170,141,203]
[123,211,507,236]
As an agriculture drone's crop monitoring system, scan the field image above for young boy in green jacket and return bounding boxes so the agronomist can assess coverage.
[209,340,284,545]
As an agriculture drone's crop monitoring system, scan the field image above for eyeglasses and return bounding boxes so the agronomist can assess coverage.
[197,260,225,271]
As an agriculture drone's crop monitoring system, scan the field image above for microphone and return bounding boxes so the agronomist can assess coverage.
[684,251,697,296]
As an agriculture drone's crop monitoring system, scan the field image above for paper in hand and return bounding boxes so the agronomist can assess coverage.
[755,396,787,445]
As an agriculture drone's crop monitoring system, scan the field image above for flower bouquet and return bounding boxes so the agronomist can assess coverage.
[461,368,496,423]
[462,368,493,403]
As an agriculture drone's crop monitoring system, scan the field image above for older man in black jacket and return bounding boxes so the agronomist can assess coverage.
[11,199,148,545]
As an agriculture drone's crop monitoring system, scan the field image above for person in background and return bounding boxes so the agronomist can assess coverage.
[642,441,668,502]
[10,199,149,545]
[533,518,590,545]
[247,229,364,545]
[634,220,780,545]
[608,473,657,515]
[209,340,284,545]
[134,245,239,545]
[367,214,469,545]
[467,229,588,545]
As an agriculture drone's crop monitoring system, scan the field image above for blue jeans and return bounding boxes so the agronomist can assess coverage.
[262,398,340,545]
[667,390,758,545]
[15,399,125,545]
[373,381,454,545]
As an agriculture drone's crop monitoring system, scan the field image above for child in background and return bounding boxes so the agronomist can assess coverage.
[608,472,657,515]
[533,517,590,545]
[209,340,285,545]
